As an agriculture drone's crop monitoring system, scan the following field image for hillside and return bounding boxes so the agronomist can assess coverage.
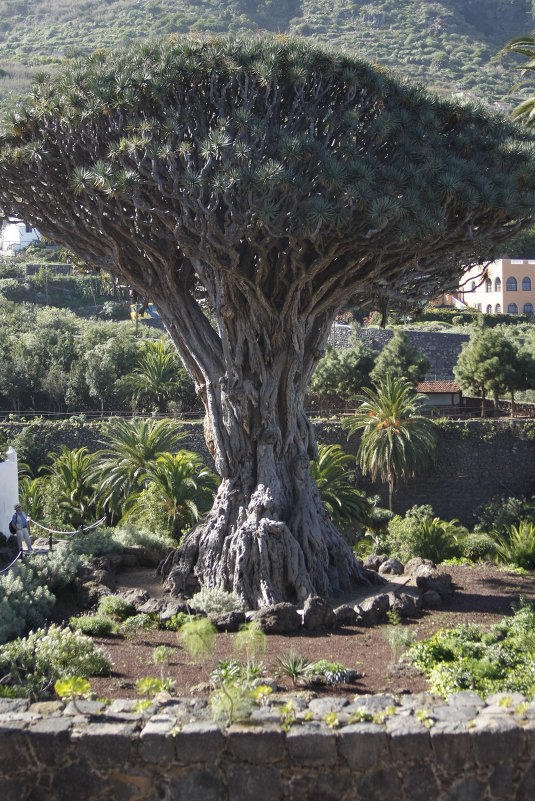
[0,0,534,111]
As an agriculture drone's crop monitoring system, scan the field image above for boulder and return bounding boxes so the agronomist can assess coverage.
[117,588,151,609]
[404,557,436,576]
[158,600,190,624]
[138,598,165,615]
[355,593,391,626]
[333,604,358,627]
[416,571,453,599]
[303,596,336,630]
[209,610,247,632]
[363,554,388,572]
[74,579,109,609]
[251,602,302,633]
[378,558,404,576]
[388,591,421,618]
[421,589,444,609]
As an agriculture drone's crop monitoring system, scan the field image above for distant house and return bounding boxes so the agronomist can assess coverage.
[416,380,462,408]
[459,258,535,315]
[0,218,41,254]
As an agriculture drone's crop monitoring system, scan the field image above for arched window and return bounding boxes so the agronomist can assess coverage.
[524,303,534,314]
[486,304,492,313]
[523,277,532,291]
[506,277,518,291]
[494,277,501,292]
[495,304,501,314]
[471,281,476,291]
[485,279,492,293]
[508,303,519,314]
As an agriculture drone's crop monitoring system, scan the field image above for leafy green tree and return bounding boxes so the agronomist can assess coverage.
[454,328,521,417]
[344,377,437,511]
[118,338,192,414]
[369,331,430,387]
[310,342,376,405]
[92,418,184,521]
[124,450,219,539]
[0,37,533,606]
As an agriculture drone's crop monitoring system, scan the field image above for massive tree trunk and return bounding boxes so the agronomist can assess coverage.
[156,272,372,608]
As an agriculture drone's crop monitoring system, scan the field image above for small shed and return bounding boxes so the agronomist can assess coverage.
[416,380,462,407]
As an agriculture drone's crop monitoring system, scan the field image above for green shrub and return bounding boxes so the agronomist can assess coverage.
[385,505,465,563]
[69,614,117,636]
[0,562,56,644]
[0,625,112,698]
[459,532,497,562]
[308,660,356,685]
[408,603,535,699]
[190,586,243,614]
[472,496,535,536]
[494,522,535,570]
[97,595,136,621]
[120,613,158,639]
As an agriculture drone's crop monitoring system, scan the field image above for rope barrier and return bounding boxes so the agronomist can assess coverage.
[0,550,24,575]
[0,515,107,575]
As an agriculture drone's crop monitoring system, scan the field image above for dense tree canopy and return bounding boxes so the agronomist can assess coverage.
[0,36,534,607]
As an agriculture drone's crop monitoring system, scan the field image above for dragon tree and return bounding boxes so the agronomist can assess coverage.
[1,37,534,607]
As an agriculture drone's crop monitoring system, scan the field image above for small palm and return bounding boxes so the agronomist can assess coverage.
[344,376,437,510]
[119,338,181,413]
[310,444,370,525]
[93,417,184,520]
[43,446,97,527]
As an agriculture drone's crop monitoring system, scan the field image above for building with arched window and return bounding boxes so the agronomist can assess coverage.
[459,259,535,315]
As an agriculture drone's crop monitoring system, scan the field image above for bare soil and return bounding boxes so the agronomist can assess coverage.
[85,564,535,701]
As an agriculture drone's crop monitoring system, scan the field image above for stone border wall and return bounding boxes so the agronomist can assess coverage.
[2,691,534,801]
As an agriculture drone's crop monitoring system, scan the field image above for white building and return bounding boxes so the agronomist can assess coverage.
[1,218,41,254]
[0,447,19,539]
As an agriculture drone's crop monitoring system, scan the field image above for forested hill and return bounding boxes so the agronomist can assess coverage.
[0,0,534,110]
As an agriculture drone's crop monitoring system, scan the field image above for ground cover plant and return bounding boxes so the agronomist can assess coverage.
[1,36,533,609]
[408,601,535,699]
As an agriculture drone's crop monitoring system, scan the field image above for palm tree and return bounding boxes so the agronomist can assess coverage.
[124,450,219,539]
[309,444,371,526]
[343,376,437,511]
[118,338,183,413]
[42,446,98,528]
[92,417,184,522]
[501,35,535,125]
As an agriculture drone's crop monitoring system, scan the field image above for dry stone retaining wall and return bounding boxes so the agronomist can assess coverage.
[1,692,534,801]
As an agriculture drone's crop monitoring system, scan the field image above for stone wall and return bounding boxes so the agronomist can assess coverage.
[315,419,535,523]
[1,692,534,801]
[2,417,535,524]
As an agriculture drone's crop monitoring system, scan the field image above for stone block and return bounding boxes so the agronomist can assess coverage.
[226,766,282,801]
[226,724,286,763]
[385,715,431,761]
[286,724,337,766]
[338,723,388,771]
[401,764,439,801]
[355,767,400,801]
[139,716,176,763]
[443,776,487,801]
[430,722,474,773]
[168,768,224,801]
[78,721,137,765]
[174,722,225,764]
[469,716,526,765]
[285,771,354,801]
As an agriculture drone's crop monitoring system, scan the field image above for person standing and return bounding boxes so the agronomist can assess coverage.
[11,503,32,554]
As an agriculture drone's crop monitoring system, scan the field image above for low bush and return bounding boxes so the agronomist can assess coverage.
[97,595,136,621]
[408,602,535,699]
[493,522,535,570]
[0,562,56,644]
[120,613,158,639]
[385,505,466,564]
[69,614,117,636]
[189,586,243,614]
[0,625,112,699]
[458,532,497,562]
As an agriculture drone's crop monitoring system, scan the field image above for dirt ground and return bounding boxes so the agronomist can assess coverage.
[86,564,535,701]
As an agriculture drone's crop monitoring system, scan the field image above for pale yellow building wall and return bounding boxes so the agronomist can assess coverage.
[460,258,535,314]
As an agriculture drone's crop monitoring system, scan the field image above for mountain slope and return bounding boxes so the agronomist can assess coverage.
[0,1,533,109]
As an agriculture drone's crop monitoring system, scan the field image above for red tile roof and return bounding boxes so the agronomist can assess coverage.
[417,381,460,393]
